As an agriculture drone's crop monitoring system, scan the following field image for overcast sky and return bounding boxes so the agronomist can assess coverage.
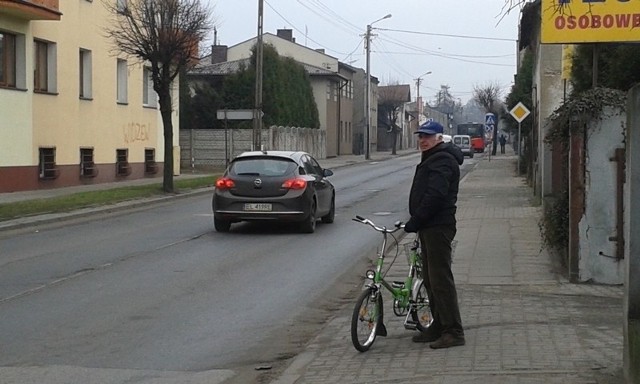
[206,0,524,104]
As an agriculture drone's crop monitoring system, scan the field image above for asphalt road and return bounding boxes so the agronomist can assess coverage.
[0,153,477,383]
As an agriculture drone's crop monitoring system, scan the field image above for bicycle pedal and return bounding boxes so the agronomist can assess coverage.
[403,311,418,330]
[403,319,418,330]
[392,281,404,288]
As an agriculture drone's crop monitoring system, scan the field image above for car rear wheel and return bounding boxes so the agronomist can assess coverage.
[321,196,335,224]
[214,217,231,232]
[300,200,317,233]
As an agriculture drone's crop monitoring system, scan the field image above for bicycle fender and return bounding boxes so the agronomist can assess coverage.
[411,278,423,301]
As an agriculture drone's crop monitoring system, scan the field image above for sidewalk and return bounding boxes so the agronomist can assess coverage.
[270,153,624,384]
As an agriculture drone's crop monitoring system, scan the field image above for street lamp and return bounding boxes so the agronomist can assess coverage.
[414,71,432,120]
[365,13,391,160]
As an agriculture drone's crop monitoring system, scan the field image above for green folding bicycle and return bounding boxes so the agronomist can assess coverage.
[350,215,433,352]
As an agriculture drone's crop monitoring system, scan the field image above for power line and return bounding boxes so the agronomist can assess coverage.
[264,0,353,55]
[377,28,517,42]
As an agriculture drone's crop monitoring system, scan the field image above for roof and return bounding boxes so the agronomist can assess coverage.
[189,57,347,80]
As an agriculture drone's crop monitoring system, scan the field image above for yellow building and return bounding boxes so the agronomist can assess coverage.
[0,0,178,193]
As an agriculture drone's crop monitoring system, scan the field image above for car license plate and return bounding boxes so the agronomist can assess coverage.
[244,203,272,211]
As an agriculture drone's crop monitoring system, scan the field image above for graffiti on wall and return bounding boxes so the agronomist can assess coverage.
[123,122,151,143]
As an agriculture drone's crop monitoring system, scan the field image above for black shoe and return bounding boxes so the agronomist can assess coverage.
[429,333,465,349]
[411,327,441,343]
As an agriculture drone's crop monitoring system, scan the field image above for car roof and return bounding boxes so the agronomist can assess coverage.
[234,150,308,162]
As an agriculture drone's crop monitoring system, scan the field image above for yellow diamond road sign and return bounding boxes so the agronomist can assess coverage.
[510,102,530,123]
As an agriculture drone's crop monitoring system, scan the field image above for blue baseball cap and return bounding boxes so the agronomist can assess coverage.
[415,120,444,135]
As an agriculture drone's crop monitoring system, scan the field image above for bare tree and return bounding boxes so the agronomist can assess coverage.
[472,81,504,156]
[104,0,212,192]
[378,84,411,155]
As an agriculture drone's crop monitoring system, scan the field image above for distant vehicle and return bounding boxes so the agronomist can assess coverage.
[453,135,474,158]
[456,122,485,153]
[441,134,452,143]
[212,150,335,233]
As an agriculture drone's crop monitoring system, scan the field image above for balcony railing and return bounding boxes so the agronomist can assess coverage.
[0,0,61,21]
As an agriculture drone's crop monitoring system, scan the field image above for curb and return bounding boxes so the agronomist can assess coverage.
[0,187,213,233]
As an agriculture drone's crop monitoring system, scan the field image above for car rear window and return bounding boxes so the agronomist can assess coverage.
[230,158,297,177]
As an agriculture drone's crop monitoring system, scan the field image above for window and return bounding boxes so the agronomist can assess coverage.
[116,58,128,104]
[39,147,58,179]
[144,148,158,174]
[80,148,97,177]
[0,31,16,87]
[142,67,156,107]
[34,39,56,93]
[116,148,131,176]
[79,49,92,99]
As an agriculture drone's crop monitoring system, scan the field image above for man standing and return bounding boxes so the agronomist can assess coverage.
[404,120,465,349]
[499,135,507,154]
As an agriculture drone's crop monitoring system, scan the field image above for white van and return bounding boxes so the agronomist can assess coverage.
[453,135,474,158]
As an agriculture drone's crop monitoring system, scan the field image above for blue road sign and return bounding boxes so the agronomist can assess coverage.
[485,113,495,133]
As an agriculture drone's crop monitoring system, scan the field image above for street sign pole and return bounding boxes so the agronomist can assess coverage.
[216,109,262,166]
[517,121,521,174]
[509,102,531,176]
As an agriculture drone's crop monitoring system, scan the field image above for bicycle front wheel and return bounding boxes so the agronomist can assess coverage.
[411,279,433,332]
[351,287,382,352]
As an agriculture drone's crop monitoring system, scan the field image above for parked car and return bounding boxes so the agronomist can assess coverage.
[442,134,452,143]
[453,134,474,158]
[212,151,335,233]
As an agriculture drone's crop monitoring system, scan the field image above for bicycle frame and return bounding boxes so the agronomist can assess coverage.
[368,233,421,314]
[352,216,425,324]
[350,216,432,352]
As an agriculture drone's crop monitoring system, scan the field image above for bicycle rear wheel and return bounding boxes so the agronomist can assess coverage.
[351,287,382,352]
[411,280,433,332]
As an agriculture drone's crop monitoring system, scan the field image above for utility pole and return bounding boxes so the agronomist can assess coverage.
[364,14,391,160]
[253,0,264,151]
[414,71,431,123]
[365,23,372,160]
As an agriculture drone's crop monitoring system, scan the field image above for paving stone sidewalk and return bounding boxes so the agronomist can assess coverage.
[271,154,624,384]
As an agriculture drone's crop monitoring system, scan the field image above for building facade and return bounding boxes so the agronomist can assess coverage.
[0,0,176,193]
[191,29,359,158]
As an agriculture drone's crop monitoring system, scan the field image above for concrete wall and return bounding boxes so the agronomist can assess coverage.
[179,127,326,169]
[578,107,625,284]
[624,85,640,384]
[533,43,564,201]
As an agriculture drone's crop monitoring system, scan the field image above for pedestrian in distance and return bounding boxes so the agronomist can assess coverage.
[499,135,507,154]
[404,120,466,349]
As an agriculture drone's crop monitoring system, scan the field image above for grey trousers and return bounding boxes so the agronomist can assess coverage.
[418,224,464,337]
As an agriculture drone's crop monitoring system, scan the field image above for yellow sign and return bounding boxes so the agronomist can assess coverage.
[541,0,640,44]
[510,102,530,123]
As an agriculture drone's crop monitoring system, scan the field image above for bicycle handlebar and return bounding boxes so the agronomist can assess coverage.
[352,215,404,234]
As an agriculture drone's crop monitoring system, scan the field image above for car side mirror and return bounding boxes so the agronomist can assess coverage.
[323,169,334,177]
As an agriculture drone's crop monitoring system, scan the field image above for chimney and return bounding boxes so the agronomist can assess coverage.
[277,29,294,42]
[211,45,228,64]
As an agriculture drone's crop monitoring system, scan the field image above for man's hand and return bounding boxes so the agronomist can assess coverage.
[404,217,419,233]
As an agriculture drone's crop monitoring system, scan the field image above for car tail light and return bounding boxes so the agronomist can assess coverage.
[282,178,307,190]
[215,177,235,190]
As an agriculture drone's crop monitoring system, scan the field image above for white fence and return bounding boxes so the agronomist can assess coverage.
[179,126,326,169]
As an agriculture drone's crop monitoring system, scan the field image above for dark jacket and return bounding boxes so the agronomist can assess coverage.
[408,142,464,229]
